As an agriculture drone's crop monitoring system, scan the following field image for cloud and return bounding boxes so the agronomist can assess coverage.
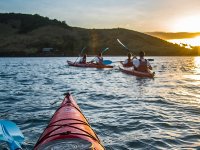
[1,0,200,31]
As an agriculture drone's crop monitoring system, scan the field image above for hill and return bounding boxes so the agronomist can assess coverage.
[0,13,197,56]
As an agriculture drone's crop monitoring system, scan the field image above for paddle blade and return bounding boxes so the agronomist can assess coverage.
[103,60,112,65]
[101,47,109,53]
[117,39,130,51]
[80,47,86,55]
[0,120,24,146]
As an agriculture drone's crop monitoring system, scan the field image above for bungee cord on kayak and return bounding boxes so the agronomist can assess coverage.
[0,41,155,149]
[34,93,105,150]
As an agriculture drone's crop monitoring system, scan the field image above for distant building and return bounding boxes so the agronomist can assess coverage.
[42,48,54,52]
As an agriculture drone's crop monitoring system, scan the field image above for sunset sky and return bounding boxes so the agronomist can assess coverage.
[1,0,200,32]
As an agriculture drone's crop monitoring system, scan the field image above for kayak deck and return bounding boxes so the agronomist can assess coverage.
[119,67,155,78]
[34,93,105,150]
[67,60,113,68]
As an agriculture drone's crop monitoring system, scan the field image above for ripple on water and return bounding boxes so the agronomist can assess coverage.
[0,57,200,149]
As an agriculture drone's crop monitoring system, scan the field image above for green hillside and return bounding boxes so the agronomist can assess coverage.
[0,13,197,56]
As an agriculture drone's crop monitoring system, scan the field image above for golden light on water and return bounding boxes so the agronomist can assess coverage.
[191,57,200,76]
[187,57,200,81]
[184,57,200,92]
[194,57,200,69]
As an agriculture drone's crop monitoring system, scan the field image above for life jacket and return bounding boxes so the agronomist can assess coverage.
[97,56,103,64]
[124,58,133,67]
[136,59,148,72]
[79,57,86,64]
[82,57,86,63]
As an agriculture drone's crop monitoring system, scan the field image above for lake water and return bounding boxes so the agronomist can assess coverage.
[0,57,200,150]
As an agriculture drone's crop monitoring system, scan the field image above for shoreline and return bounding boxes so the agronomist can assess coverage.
[0,55,199,57]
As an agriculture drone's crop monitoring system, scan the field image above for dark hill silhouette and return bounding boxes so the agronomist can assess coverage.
[0,13,197,56]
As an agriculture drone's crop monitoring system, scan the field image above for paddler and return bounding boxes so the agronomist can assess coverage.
[121,52,134,67]
[91,52,103,65]
[79,54,87,64]
[133,51,152,72]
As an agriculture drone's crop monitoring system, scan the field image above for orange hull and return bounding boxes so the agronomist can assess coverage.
[67,60,113,68]
[120,67,155,78]
[34,93,105,150]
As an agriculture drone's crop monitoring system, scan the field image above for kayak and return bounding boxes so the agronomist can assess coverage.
[119,67,155,78]
[67,60,113,69]
[34,93,105,150]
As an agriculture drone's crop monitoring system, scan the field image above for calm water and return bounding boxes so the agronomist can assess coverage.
[0,57,200,150]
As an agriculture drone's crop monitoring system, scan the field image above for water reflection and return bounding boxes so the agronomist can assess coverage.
[192,57,200,74]
[183,57,200,82]
[1,57,200,149]
[194,57,200,68]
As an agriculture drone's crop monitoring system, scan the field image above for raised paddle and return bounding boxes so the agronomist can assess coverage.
[101,47,109,54]
[117,39,131,52]
[101,48,113,65]
[73,47,86,64]
[117,39,154,61]
[90,47,110,63]
[0,120,24,150]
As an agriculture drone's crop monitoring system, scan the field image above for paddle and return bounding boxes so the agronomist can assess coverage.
[117,39,131,52]
[103,60,112,65]
[90,47,110,63]
[0,120,24,150]
[101,47,109,54]
[73,47,86,64]
[117,39,154,61]
[101,48,112,65]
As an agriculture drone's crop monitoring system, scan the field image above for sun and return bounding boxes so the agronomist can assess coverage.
[172,16,200,32]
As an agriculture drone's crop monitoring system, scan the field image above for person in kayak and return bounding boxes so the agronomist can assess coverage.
[79,54,87,64]
[133,51,152,72]
[121,52,134,67]
[91,52,103,65]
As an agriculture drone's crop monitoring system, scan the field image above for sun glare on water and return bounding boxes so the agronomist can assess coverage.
[186,57,200,81]
[194,57,200,70]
